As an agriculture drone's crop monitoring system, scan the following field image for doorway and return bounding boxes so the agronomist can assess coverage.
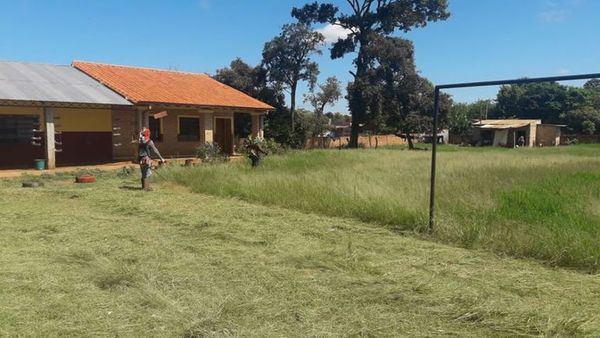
[516,130,527,147]
[214,117,233,155]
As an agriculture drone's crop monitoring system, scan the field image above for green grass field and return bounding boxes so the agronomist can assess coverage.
[1,171,600,336]
[164,145,600,271]
[1,145,600,336]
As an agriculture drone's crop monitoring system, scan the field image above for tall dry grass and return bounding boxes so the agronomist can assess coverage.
[162,145,600,271]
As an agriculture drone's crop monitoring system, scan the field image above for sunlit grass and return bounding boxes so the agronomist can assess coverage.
[163,145,600,271]
[1,173,599,336]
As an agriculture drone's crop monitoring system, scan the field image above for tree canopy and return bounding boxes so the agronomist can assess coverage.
[584,78,600,90]
[493,82,589,124]
[343,34,451,148]
[214,58,285,109]
[262,23,324,131]
[292,0,450,147]
[304,76,342,146]
[304,76,342,116]
[448,100,496,136]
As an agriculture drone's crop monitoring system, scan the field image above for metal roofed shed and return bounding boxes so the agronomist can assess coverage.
[473,119,541,130]
[0,60,132,107]
[454,119,564,148]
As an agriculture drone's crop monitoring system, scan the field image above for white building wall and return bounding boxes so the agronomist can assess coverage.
[493,129,508,146]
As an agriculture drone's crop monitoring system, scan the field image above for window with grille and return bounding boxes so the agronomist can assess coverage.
[0,115,38,144]
[178,117,200,142]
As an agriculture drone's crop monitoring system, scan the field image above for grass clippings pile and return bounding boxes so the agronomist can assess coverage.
[0,174,599,336]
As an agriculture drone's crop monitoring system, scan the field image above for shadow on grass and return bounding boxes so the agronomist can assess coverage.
[119,186,143,191]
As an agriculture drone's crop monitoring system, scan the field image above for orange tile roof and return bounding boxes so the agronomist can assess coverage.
[72,61,273,110]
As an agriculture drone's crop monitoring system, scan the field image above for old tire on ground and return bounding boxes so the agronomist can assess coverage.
[22,181,44,188]
[75,174,96,184]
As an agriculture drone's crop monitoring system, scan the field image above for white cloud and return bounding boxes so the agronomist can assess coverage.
[537,0,586,22]
[316,24,352,44]
[199,0,211,10]
[559,69,571,75]
[538,9,570,22]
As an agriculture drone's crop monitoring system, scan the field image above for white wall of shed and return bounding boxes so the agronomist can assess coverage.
[493,129,508,146]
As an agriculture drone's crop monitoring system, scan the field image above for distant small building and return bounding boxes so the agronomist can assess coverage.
[397,129,449,144]
[467,119,564,147]
[421,129,449,145]
[333,122,352,137]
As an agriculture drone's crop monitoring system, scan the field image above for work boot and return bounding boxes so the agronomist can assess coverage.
[143,179,153,192]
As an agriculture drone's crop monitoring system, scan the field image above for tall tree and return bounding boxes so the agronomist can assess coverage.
[448,103,472,136]
[292,0,450,147]
[449,100,496,131]
[304,76,342,116]
[495,82,587,123]
[304,76,342,146]
[214,58,285,109]
[262,23,324,131]
[345,34,451,149]
[563,106,600,134]
[325,112,352,125]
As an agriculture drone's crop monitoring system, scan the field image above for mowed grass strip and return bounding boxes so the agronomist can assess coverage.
[0,174,599,336]
[163,145,600,270]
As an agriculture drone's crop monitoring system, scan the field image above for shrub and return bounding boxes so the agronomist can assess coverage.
[260,138,286,155]
[196,142,227,163]
[582,120,596,135]
[238,137,286,156]
[566,138,579,145]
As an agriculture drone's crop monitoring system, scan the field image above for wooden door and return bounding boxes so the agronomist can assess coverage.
[214,118,233,155]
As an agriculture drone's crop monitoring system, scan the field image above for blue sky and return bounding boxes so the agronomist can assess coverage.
[0,0,598,113]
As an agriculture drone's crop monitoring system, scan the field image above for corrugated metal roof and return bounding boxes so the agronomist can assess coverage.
[478,123,531,129]
[0,60,132,106]
[474,119,541,130]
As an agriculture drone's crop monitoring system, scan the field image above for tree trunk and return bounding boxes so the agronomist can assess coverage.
[318,103,327,149]
[350,124,360,148]
[290,84,297,132]
[348,43,368,148]
[406,129,415,150]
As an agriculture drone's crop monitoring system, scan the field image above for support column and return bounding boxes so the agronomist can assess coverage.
[136,109,150,132]
[136,110,142,131]
[202,112,213,143]
[143,111,149,128]
[259,115,265,139]
[529,123,537,147]
[44,107,56,169]
[251,114,264,139]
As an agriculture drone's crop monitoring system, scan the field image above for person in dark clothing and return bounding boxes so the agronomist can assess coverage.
[517,135,526,148]
[138,127,165,191]
[246,139,268,167]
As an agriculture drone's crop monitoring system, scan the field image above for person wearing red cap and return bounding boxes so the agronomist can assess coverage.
[138,127,165,191]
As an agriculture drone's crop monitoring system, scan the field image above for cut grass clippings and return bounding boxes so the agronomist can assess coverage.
[0,173,599,336]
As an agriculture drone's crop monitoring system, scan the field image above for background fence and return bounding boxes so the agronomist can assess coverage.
[305,134,407,149]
